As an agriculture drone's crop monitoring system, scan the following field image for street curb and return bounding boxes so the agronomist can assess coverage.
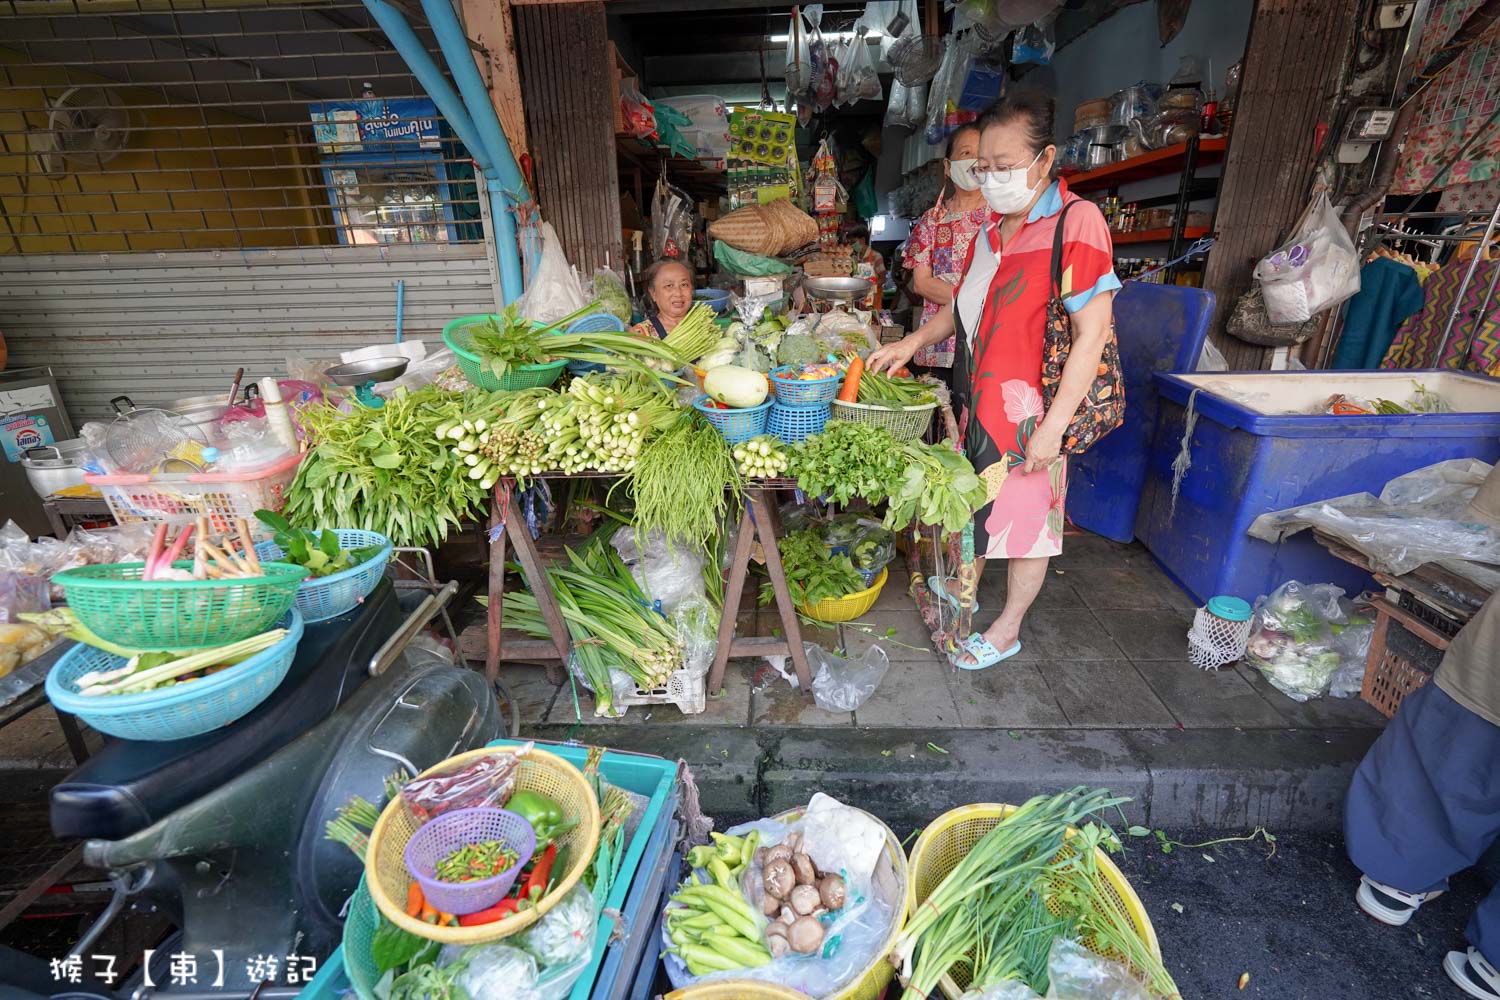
[531,724,1379,833]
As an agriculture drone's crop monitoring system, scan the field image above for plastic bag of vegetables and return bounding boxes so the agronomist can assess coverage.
[590,268,633,325]
[448,942,544,1000]
[1244,581,1347,702]
[523,883,598,999]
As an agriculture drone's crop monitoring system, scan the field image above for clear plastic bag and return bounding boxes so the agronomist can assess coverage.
[809,642,890,712]
[449,942,543,1000]
[885,78,928,130]
[839,27,883,103]
[590,268,634,325]
[1253,193,1361,324]
[399,745,531,824]
[1244,581,1348,702]
[785,8,814,95]
[924,44,970,145]
[665,796,900,997]
[522,883,597,998]
[672,595,720,677]
[1012,19,1056,65]
[1329,617,1375,699]
[610,525,706,613]
[518,222,588,323]
[0,573,49,626]
[1043,938,1153,1000]
[619,80,656,141]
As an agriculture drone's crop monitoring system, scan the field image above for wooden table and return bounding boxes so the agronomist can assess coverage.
[481,477,813,696]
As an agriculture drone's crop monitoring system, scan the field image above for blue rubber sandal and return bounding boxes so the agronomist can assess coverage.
[950,632,1022,671]
[927,575,980,615]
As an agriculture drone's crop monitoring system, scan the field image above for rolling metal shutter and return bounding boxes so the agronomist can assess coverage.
[0,243,498,421]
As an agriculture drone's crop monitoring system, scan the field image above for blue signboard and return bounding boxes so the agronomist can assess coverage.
[309,97,443,153]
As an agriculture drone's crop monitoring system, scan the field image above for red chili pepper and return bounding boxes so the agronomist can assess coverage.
[456,897,520,926]
[518,844,557,902]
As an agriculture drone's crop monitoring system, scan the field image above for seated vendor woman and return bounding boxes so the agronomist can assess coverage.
[632,259,695,339]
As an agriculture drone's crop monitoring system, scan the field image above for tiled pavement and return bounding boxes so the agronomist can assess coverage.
[497,531,1387,733]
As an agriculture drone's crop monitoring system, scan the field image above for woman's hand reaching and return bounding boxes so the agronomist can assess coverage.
[866,336,918,375]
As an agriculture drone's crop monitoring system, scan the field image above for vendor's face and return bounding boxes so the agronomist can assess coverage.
[651,264,693,319]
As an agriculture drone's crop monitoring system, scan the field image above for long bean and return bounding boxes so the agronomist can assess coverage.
[625,415,742,546]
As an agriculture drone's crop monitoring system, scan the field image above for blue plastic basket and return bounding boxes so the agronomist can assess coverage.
[45,610,304,742]
[767,401,830,444]
[769,365,842,405]
[565,312,628,374]
[254,529,392,623]
[692,394,771,444]
[693,288,732,314]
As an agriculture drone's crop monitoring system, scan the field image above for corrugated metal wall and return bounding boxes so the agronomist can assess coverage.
[1200,0,1362,368]
[0,244,495,421]
[514,1,623,274]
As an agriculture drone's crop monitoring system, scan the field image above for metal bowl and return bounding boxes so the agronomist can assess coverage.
[803,276,874,302]
[324,357,410,387]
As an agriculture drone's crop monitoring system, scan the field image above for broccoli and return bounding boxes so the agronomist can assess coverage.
[776,333,821,368]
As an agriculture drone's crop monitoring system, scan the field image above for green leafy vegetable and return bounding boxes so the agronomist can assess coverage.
[787,421,906,506]
[627,415,742,545]
[254,509,384,578]
[370,916,430,976]
[762,528,865,606]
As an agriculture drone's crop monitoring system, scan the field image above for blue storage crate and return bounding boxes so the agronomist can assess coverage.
[1067,283,1214,543]
[298,740,679,1000]
[626,840,684,1000]
[1136,370,1500,605]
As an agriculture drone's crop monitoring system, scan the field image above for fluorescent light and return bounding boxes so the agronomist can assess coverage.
[767,29,882,42]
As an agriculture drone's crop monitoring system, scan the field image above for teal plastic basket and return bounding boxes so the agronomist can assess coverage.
[692,395,770,445]
[769,365,842,405]
[45,610,304,742]
[53,560,305,651]
[442,314,568,392]
[767,401,830,444]
[254,529,392,623]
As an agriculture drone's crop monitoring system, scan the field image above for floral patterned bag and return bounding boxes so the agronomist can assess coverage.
[1042,201,1125,453]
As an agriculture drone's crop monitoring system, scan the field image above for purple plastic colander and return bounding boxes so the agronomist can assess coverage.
[403,807,537,916]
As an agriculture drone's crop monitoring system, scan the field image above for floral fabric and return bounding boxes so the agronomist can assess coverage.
[951,178,1119,561]
[903,202,990,367]
[1394,0,1500,194]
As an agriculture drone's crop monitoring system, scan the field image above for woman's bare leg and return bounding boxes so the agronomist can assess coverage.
[953,556,1048,664]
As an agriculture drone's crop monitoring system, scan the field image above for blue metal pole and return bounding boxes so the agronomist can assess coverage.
[361,0,489,174]
[489,178,525,304]
[418,0,531,206]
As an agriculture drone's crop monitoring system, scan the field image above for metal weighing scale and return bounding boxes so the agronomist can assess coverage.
[800,276,874,339]
[324,357,410,409]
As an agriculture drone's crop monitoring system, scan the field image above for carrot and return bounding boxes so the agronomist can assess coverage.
[838,356,864,402]
[437,911,457,927]
[404,881,424,917]
[419,901,438,924]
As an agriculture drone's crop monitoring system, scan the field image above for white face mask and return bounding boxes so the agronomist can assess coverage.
[978,150,1043,215]
[948,158,981,192]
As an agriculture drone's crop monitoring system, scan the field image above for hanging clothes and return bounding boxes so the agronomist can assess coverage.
[1382,258,1500,371]
[1333,257,1426,369]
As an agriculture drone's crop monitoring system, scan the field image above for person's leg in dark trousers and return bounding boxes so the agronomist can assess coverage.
[1345,682,1500,986]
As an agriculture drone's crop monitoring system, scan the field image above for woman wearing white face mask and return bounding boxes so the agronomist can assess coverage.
[868,92,1121,671]
[901,124,988,379]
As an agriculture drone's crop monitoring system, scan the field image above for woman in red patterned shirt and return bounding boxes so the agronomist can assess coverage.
[903,124,989,376]
[869,93,1120,670]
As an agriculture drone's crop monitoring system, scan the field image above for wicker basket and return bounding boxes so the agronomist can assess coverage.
[364,746,601,944]
[909,803,1160,999]
[831,398,937,441]
[665,983,812,1000]
[798,568,887,623]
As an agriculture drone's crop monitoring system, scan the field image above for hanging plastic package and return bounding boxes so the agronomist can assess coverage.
[843,26,884,103]
[1011,18,1056,65]
[923,44,972,145]
[516,222,587,323]
[1253,192,1361,324]
[808,6,838,111]
[885,78,929,130]
[785,6,814,96]
[957,57,1005,111]
[651,171,695,262]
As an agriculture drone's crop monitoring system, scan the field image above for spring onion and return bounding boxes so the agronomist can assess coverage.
[660,303,720,366]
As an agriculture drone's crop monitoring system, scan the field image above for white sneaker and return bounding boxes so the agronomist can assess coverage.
[1444,947,1500,999]
[1355,874,1444,926]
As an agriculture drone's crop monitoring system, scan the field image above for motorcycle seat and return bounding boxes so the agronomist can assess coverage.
[50,580,401,843]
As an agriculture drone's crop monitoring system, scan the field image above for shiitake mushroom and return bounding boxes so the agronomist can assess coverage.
[763,858,795,900]
[761,891,782,917]
[817,873,847,910]
[791,852,817,886]
[788,915,825,954]
[789,883,821,916]
[765,843,793,865]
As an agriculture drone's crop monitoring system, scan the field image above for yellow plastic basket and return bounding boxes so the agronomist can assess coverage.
[907,803,1160,999]
[798,568,887,623]
[363,746,601,945]
[665,983,811,1000]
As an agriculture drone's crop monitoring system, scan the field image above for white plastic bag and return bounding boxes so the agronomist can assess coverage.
[518,222,587,323]
[1253,193,1361,324]
[785,7,814,94]
[924,44,971,145]
[839,27,883,104]
[885,78,928,129]
[610,525,706,613]
[809,642,890,712]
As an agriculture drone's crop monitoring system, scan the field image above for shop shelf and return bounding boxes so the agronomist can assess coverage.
[1067,137,1228,191]
[1111,226,1210,245]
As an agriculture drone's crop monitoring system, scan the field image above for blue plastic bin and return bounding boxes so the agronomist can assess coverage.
[1067,283,1214,543]
[1135,370,1500,605]
[298,740,679,1000]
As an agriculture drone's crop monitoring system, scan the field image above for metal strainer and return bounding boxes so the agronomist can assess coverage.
[888,33,946,87]
[105,395,207,473]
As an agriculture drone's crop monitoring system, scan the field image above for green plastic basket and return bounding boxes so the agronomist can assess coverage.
[53,560,306,651]
[830,398,938,441]
[442,314,569,392]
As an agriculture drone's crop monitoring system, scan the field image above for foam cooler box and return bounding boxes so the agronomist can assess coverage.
[1136,370,1500,606]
